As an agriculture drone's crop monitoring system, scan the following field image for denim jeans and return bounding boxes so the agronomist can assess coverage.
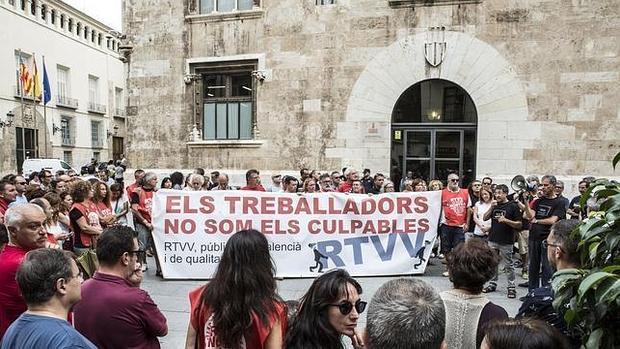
[439,224,465,255]
[489,241,515,289]
[528,237,553,290]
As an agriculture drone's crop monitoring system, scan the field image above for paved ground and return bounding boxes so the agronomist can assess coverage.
[141,256,527,348]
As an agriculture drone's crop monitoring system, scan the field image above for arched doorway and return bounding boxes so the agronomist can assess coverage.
[390,79,477,189]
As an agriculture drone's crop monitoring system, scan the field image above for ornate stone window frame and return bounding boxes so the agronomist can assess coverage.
[186,54,267,148]
[186,0,263,23]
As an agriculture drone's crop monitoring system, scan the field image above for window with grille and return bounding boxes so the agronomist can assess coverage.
[202,71,254,140]
[200,0,259,13]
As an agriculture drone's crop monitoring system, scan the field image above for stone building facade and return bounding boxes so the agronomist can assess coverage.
[0,0,125,174]
[123,0,619,186]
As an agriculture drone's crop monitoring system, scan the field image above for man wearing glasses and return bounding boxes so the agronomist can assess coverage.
[74,226,167,348]
[1,249,95,348]
[481,177,493,190]
[517,219,581,347]
[38,170,53,191]
[9,175,28,208]
[440,173,471,277]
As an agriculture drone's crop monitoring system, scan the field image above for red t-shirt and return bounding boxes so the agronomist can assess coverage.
[188,286,286,349]
[0,245,29,338]
[441,188,471,227]
[0,198,9,216]
[126,183,139,199]
[240,185,266,192]
[337,181,352,193]
[95,201,113,218]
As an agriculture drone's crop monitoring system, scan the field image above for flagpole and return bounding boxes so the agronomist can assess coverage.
[43,55,49,157]
[31,52,39,159]
[17,49,26,170]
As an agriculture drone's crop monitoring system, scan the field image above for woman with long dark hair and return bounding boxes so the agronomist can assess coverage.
[92,181,116,227]
[185,230,286,349]
[285,269,365,349]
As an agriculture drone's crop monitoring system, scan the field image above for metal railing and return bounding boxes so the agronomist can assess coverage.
[13,85,39,101]
[88,102,107,114]
[61,135,76,147]
[56,95,79,109]
[91,138,104,148]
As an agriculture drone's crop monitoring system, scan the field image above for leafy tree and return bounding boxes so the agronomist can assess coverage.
[552,152,620,348]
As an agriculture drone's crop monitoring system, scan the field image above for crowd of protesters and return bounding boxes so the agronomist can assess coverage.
[0,159,600,348]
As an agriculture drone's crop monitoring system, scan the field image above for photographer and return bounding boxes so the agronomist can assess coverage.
[518,175,566,291]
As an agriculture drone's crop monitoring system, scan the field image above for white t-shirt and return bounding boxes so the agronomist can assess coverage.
[474,201,492,236]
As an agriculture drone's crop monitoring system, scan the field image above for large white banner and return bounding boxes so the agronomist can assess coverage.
[151,190,441,279]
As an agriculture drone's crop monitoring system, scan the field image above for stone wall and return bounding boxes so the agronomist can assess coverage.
[125,0,619,177]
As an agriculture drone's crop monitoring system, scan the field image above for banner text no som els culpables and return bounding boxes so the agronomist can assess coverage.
[151,191,442,279]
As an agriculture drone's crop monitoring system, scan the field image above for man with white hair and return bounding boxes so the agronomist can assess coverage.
[0,204,48,338]
[366,278,447,349]
[130,172,160,276]
[186,173,205,191]
[337,168,359,193]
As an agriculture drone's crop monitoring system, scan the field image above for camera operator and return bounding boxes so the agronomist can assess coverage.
[518,175,566,291]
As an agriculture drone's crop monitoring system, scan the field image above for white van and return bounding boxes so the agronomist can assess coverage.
[22,158,77,177]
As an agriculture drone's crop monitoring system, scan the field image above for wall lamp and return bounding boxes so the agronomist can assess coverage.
[0,111,15,128]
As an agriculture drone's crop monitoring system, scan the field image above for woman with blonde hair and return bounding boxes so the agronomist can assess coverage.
[429,179,444,191]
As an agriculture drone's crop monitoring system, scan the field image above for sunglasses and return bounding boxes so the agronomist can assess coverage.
[329,299,367,315]
[449,179,459,182]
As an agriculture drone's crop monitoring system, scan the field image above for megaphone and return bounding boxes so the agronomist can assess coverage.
[511,175,528,192]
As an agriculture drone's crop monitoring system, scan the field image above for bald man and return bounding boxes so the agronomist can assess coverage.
[0,204,48,338]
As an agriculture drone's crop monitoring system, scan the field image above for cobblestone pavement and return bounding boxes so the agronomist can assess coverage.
[141,257,526,348]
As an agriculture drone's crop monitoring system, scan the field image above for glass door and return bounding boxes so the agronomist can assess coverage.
[393,128,476,188]
[16,127,39,173]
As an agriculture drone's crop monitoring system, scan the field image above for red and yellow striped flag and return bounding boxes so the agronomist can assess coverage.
[19,62,33,95]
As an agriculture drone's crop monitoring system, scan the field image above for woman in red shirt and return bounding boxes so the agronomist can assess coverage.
[185,229,287,349]
[92,181,116,227]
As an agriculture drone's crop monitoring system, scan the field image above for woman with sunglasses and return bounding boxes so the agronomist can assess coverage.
[185,229,287,349]
[285,269,365,349]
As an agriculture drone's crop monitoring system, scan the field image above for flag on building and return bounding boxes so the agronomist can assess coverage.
[42,57,51,105]
[32,54,42,100]
[18,56,33,95]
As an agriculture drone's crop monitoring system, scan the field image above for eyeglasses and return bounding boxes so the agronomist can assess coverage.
[542,240,563,251]
[128,249,147,258]
[449,179,459,182]
[328,299,367,315]
[16,182,27,185]
[482,182,492,185]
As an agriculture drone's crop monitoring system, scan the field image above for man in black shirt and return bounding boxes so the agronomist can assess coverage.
[520,175,566,291]
[367,173,385,194]
[567,180,587,220]
[482,184,522,298]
